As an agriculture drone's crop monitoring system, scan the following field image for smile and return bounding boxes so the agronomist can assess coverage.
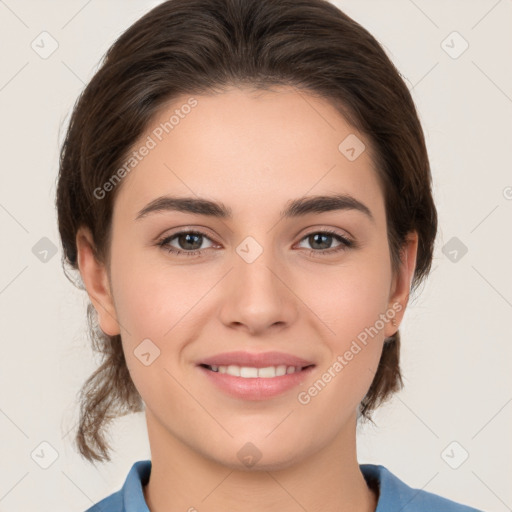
[201,364,312,378]
[198,363,316,400]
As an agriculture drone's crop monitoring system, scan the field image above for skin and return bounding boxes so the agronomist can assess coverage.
[76,85,418,512]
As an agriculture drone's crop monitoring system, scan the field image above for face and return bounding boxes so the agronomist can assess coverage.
[78,86,417,470]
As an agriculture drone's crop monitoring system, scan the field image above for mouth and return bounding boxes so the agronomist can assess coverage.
[197,362,316,400]
[199,363,315,378]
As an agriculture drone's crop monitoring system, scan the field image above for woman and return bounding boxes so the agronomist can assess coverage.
[56,0,484,510]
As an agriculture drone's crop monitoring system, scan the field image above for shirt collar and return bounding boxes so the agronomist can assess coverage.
[122,460,151,511]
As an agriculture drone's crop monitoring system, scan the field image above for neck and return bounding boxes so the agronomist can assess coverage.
[142,410,378,512]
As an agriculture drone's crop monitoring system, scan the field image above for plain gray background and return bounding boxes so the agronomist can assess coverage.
[0,1,511,511]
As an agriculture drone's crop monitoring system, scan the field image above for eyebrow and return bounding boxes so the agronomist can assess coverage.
[135,193,374,222]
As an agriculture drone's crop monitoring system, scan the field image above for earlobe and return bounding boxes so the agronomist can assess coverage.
[76,227,120,336]
[385,231,419,337]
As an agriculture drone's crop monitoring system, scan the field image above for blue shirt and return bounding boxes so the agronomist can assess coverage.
[85,459,484,511]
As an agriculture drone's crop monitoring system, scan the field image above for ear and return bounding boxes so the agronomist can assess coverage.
[76,227,120,336]
[384,231,419,338]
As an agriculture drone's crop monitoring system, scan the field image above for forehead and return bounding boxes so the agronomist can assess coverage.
[114,86,385,223]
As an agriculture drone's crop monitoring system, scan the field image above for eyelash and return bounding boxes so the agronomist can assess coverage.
[156,229,355,258]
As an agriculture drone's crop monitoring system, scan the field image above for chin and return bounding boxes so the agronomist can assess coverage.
[205,437,311,472]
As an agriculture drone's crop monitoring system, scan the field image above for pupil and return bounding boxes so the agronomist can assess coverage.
[180,233,202,250]
[310,233,331,250]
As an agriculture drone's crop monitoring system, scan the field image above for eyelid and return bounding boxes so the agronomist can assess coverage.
[294,224,354,242]
[157,229,218,250]
[155,225,218,243]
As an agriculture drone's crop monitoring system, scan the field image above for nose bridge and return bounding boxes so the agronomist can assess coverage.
[234,233,283,300]
[220,233,297,332]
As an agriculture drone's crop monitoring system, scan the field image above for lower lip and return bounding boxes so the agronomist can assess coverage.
[198,365,315,400]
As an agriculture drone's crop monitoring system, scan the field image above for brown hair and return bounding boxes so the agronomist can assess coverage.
[56,0,437,464]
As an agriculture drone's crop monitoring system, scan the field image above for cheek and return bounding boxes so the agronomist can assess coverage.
[109,249,221,393]
[305,254,393,344]
[298,265,390,416]
[296,250,392,408]
[110,243,210,339]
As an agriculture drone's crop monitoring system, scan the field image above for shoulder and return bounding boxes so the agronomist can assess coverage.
[83,460,152,512]
[360,464,485,512]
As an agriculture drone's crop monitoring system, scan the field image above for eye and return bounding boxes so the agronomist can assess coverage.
[157,228,355,258]
[157,230,216,257]
[296,230,354,256]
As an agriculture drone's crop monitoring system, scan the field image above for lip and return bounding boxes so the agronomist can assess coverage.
[197,351,316,400]
[198,351,315,368]
[198,364,316,400]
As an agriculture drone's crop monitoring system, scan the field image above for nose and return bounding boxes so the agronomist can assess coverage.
[218,242,299,336]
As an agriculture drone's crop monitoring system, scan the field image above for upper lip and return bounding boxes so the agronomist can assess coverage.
[198,351,315,368]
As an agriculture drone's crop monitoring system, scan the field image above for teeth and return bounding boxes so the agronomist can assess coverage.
[209,364,303,378]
